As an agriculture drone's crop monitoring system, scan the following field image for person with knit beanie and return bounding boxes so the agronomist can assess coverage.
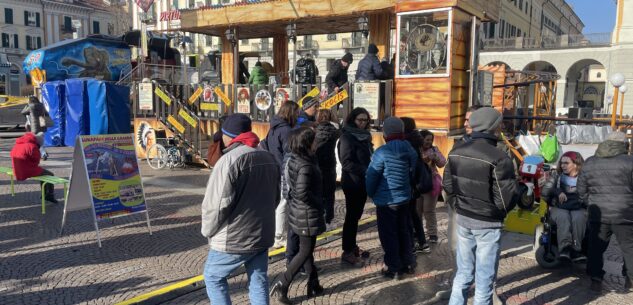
[366,116,419,280]
[443,107,518,305]
[201,113,281,305]
[355,43,384,81]
[325,52,353,93]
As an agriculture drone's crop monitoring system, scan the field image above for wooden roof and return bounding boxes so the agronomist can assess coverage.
[178,0,499,39]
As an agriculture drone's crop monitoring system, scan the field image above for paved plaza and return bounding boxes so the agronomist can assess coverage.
[0,140,631,305]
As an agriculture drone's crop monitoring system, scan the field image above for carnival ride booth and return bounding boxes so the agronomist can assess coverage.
[39,79,131,147]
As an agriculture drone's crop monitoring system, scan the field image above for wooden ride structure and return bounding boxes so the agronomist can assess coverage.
[172,0,502,158]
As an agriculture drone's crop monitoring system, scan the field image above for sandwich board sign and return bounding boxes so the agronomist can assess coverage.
[61,134,152,247]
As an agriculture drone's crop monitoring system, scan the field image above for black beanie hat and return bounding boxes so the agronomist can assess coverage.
[221,114,252,138]
[368,43,379,55]
[342,53,353,64]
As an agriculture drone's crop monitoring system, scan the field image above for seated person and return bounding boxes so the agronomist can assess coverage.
[542,151,585,262]
[10,133,57,204]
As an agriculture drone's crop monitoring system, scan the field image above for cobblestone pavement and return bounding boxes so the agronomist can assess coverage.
[0,140,631,305]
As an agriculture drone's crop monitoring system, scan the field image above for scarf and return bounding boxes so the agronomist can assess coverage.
[343,125,373,154]
[228,131,260,148]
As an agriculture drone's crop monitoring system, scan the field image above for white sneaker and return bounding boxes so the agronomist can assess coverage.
[273,238,286,249]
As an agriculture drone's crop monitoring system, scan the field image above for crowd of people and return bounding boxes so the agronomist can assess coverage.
[200,100,633,305]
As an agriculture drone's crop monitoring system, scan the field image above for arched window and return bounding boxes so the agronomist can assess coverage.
[583,86,599,95]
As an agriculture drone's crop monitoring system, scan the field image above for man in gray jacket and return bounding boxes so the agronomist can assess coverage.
[201,114,281,305]
[578,131,633,293]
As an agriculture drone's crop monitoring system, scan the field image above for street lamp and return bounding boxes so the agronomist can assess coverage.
[357,15,369,39]
[286,23,297,85]
[610,73,625,127]
[619,84,628,121]
[225,28,238,113]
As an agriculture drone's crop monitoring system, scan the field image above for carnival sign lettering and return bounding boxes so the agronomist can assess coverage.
[160,10,181,21]
[320,89,348,110]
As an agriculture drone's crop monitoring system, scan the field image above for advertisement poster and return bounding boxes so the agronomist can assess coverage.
[203,85,214,102]
[236,87,251,114]
[138,83,153,111]
[81,134,147,219]
[274,87,290,110]
[353,82,380,119]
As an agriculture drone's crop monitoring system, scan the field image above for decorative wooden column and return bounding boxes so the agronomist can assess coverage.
[369,12,391,60]
[273,34,289,84]
[220,35,236,85]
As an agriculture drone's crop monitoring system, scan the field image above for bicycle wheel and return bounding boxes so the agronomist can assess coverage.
[147,144,168,170]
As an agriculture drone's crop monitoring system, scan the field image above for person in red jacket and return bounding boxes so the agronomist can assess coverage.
[10,133,58,203]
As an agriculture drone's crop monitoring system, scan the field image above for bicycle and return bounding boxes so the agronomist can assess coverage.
[146,136,187,170]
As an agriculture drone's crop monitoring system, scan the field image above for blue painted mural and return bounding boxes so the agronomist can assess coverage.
[23,37,131,82]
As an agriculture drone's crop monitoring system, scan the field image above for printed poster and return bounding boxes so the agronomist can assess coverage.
[138,82,153,111]
[236,87,251,114]
[353,82,380,119]
[81,134,147,219]
[274,87,290,110]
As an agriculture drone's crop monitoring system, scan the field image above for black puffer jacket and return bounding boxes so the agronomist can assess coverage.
[338,127,373,189]
[542,171,582,210]
[325,59,349,92]
[578,140,633,224]
[264,116,293,170]
[287,153,325,236]
[443,133,518,222]
[355,54,383,81]
[315,122,340,169]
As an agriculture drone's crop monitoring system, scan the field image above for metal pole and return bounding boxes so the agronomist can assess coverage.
[182,35,189,97]
[620,92,625,121]
[233,34,239,114]
[611,87,619,128]
[292,39,296,86]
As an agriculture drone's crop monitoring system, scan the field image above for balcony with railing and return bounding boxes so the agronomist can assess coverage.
[481,33,612,51]
[342,37,365,49]
[296,40,319,50]
[251,42,271,52]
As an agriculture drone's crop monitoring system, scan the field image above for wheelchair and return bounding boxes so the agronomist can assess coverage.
[534,201,588,269]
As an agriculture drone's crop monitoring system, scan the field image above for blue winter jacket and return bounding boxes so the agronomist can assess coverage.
[365,139,418,206]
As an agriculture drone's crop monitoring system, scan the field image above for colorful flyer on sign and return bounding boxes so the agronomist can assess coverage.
[81,134,146,219]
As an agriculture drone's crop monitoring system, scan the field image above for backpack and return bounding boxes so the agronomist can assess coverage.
[412,160,433,198]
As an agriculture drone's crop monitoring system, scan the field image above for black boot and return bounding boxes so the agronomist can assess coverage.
[307,277,324,298]
[44,184,58,204]
[270,279,292,304]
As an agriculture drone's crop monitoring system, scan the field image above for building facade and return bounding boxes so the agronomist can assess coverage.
[0,0,130,96]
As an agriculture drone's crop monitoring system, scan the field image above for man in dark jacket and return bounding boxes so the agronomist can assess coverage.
[325,53,353,93]
[295,53,319,85]
[355,44,383,81]
[443,107,517,305]
[201,114,281,304]
[578,131,633,292]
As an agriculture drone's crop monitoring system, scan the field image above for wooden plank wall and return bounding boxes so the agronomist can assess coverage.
[220,35,235,85]
[369,12,393,61]
[273,35,289,84]
[394,78,451,130]
[449,9,471,131]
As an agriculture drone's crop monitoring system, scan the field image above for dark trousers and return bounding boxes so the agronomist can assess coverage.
[40,168,55,198]
[409,198,426,245]
[283,234,318,285]
[285,227,301,264]
[376,203,415,272]
[321,167,337,224]
[587,222,633,281]
[342,178,367,252]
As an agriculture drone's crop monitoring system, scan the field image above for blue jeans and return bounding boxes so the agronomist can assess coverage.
[203,249,269,305]
[449,225,501,305]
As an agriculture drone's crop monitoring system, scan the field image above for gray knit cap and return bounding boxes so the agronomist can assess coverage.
[469,107,502,133]
[383,116,404,137]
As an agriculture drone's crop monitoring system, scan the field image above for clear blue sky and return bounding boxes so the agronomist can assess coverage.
[567,0,616,33]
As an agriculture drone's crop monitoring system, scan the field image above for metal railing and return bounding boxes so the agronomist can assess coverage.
[297,40,319,50]
[482,32,612,51]
[342,38,364,49]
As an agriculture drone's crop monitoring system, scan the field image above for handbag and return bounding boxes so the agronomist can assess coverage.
[207,140,223,167]
[540,134,559,163]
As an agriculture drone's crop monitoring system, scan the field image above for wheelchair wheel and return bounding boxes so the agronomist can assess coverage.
[536,244,561,269]
[147,144,168,170]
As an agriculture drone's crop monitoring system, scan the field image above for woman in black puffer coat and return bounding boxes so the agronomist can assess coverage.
[271,127,325,304]
[314,109,340,225]
[338,107,373,266]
